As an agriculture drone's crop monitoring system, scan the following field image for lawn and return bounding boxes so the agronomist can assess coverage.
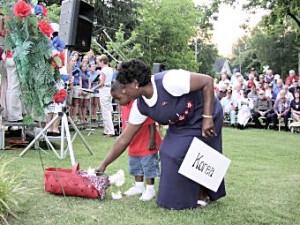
[1,127,300,225]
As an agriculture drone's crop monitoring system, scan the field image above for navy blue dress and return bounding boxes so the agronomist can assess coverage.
[137,71,226,209]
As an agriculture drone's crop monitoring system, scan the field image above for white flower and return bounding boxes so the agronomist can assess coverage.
[111,191,122,200]
[87,167,96,177]
[109,169,125,187]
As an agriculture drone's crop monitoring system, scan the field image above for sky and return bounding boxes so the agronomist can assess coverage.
[194,0,268,57]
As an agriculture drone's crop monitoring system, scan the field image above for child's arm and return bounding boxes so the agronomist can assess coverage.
[148,123,156,150]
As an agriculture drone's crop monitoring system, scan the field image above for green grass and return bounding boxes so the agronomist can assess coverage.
[0,127,299,225]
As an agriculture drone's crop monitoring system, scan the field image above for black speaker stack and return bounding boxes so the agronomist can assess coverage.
[59,0,94,52]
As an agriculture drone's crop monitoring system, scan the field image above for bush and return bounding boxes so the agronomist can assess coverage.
[0,158,28,225]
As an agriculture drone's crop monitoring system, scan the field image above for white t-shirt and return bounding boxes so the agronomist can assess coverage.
[128,70,191,125]
[101,66,114,86]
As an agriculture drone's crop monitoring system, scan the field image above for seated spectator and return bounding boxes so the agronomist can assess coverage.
[290,91,300,122]
[246,73,256,92]
[219,71,230,87]
[289,80,300,97]
[247,85,259,103]
[273,78,283,100]
[264,69,274,84]
[265,83,273,100]
[217,83,227,100]
[232,83,243,102]
[258,74,265,86]
[221,89,237,127]
[270,90,291,131]
[237,90,254,129]
[231,71,242,87]
[276,85,294,102]
[285,69,298,86]
[251,90,273,129]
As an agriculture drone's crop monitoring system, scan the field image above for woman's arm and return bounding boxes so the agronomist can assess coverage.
[148,123,156,150]
[92,72,106,89]
[190,73,216,137]
[96,123,142,172]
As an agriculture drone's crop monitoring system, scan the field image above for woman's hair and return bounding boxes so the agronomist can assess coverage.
[117,59,151,87]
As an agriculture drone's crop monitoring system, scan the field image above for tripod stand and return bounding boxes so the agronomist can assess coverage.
[19,107,93,166]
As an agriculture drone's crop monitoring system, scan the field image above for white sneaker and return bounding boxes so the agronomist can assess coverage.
[124,185,145,196]
[139,188,156,201]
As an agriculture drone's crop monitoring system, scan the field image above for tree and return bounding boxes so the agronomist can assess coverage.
[237,0,300,28]
[133,0,199,71]
[93,0,140,46]
[230,20,299,76]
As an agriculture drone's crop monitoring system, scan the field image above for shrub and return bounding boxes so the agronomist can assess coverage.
[0,158,29,225]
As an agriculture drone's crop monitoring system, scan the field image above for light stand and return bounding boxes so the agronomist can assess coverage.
[19,107,93,166]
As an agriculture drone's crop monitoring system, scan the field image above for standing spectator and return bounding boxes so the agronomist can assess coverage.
[231,71,242,87]
[221,89,237,127]
[251,90,273,129]
[70,57,82,122]
[290,91,300,122]
[93,54,115,137]
[70,51,81,68]
[0,50,23,122]
[246,73,256,92]
[87,49,95,64]
[285,70,298,86]
[88,63,100,122]
[79,63,91,123]
[271,90,291,131]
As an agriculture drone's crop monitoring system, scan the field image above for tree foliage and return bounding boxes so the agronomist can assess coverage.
[231,19,299,76]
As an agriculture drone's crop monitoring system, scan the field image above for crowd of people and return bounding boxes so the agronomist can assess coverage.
[215,68,300,131]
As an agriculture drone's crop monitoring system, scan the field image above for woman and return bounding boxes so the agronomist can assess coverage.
[97,59,226,210]
[79,63,91,123]
[290,91,300,122]
[70,57,82,122]
[88,63,100,122]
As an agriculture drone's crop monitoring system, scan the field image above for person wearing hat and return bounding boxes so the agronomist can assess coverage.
[251,90,273,129]
[93,54,115,137]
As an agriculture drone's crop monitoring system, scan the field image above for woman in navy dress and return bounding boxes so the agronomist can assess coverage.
[97,59,226,209]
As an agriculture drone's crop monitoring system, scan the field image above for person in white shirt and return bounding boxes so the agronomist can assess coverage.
[93,54,115,137]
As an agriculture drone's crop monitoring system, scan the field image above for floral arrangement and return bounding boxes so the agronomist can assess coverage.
[108,170,125,200]
[2,0,66,118]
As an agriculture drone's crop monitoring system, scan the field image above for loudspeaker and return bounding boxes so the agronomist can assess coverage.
[152,63,165,74]
[59,0,94,52]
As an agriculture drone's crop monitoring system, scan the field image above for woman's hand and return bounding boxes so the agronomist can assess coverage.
[202,117,216,138]
[96,163,107,173]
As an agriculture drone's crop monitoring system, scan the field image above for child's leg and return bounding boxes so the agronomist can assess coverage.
[124,156,145,196]
[140,154,160,201]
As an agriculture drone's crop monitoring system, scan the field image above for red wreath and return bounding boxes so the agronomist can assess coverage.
[13,0,32,17]
[41,5,48,17]
[53,89,67,104]
[51,52,65,69]
[38,20,54,37]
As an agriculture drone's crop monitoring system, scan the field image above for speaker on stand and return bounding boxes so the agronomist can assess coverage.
[59,0,94,52]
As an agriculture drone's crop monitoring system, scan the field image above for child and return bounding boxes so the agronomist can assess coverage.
[111,81,162,201]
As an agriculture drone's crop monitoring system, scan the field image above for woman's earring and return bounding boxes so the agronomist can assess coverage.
[135,85,139,89]
[122,89,126,94]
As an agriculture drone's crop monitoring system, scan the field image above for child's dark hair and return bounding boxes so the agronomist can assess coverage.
[111,80,122,93]
[117,59,151,87]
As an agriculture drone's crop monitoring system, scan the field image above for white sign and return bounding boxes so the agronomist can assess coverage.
[178,137,231,192]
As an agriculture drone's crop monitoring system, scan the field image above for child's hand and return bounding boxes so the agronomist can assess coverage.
[148,140,156,151]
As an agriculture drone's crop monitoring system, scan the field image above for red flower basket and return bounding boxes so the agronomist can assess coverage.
[44,163,110,199]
